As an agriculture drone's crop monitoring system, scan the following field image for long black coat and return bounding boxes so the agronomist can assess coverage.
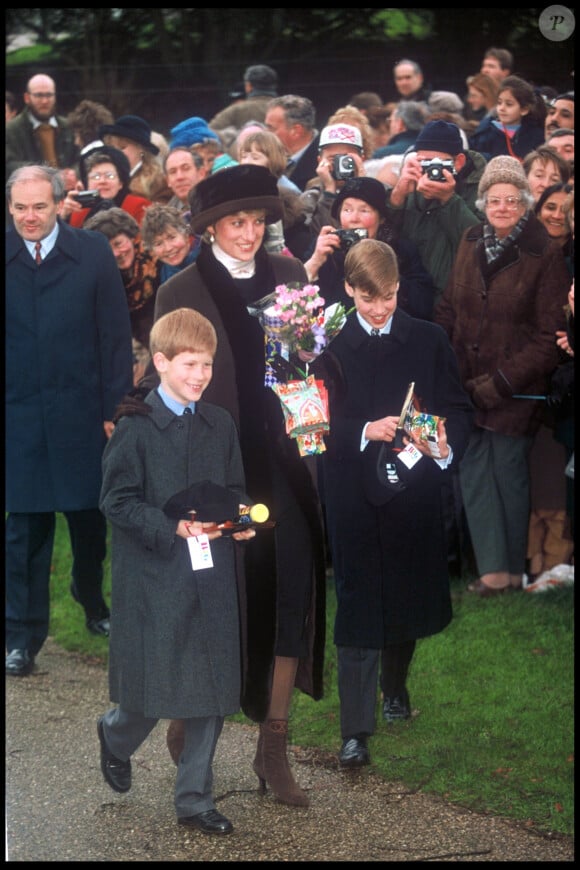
[147,244,327,721]
[316,309,473,648]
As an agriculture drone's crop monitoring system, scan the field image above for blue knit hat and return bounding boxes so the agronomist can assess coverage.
[170,117,220,148]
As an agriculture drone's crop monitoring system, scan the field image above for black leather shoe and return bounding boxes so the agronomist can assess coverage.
[5,649,35,677]
[339,736,370,768]
[87,617,110,637]
[97,717,132,793]
[382,691,411,722]
[70,584,110,637]
[178,809,234,835]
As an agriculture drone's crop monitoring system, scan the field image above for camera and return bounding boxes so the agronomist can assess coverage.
[419,158,455,182]
[331,154,356,181]
[331,227,368,251]
[73,190,101,205]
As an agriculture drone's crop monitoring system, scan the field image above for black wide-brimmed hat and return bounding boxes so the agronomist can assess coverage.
[99,114,160,155]
[188,164,283,233]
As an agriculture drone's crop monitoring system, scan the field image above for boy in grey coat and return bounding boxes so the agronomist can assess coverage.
[97,308,256,836]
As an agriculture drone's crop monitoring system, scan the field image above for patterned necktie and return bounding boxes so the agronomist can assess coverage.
[183,407,193,415]
[35,241,42,265]
[35,123,58,167]
[371,328,381,336]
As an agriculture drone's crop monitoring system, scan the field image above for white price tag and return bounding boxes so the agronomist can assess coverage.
[397,442,423,469]
[187,533,214,570]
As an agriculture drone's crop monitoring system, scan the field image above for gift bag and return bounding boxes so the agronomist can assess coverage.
[272,376,330,456]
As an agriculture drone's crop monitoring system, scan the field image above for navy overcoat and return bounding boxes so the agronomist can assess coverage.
[317,309,474,648]
[6,218,133,512]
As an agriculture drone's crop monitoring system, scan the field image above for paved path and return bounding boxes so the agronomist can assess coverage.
[6,638,574,862]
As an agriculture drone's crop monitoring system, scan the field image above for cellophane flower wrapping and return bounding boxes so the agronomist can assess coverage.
[248,283,349,456]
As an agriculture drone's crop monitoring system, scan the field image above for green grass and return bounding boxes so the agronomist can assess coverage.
[49,514,574,836]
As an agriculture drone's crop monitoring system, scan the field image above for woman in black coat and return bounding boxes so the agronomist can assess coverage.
[313,239,473,768]
[135,165,326,807]
[304,176,437,321]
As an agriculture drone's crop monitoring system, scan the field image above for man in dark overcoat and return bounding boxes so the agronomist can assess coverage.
[5,164,133,676]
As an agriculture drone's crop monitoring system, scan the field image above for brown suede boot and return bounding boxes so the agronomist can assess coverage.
[166,719,185,765]
[254,719,309,807]
[252,723,266,791]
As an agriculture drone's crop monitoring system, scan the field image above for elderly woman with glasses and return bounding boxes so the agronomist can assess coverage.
[434,156,570,596]
[61,145,152,228]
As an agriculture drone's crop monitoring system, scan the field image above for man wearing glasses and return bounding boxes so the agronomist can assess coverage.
[6,73,79,178]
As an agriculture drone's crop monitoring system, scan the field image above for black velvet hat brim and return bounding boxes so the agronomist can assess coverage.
[188,165,283,233]
[162,480,242,522]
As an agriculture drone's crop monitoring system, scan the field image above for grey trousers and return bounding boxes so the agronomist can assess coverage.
[100,707,224,818]
[459,429,532,575]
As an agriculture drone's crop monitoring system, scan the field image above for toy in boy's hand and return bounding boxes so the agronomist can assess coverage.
[198,503,276,536]
[163,480,275,534]
[393,382,446,457]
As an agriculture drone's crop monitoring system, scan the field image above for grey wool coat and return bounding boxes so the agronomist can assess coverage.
[99,391,250,719]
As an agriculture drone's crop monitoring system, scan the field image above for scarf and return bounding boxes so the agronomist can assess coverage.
[158,237,201,284]
[121,241,158,311]
[491,120,523,162]
[483,212,529,264]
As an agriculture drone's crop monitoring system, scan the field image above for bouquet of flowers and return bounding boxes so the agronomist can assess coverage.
[248,282,351,456]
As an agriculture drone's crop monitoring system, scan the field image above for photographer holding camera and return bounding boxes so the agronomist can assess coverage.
[386,120,482,580]
[303,176,436,321]
[300,122,367,237]
[386,120,480,309]
[60,146,152,229]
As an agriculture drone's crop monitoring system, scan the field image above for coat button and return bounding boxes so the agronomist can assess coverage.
[472,344,479,351]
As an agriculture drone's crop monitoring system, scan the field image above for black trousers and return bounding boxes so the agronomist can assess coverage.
[337,640,416,738]
[5,509,108,655]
